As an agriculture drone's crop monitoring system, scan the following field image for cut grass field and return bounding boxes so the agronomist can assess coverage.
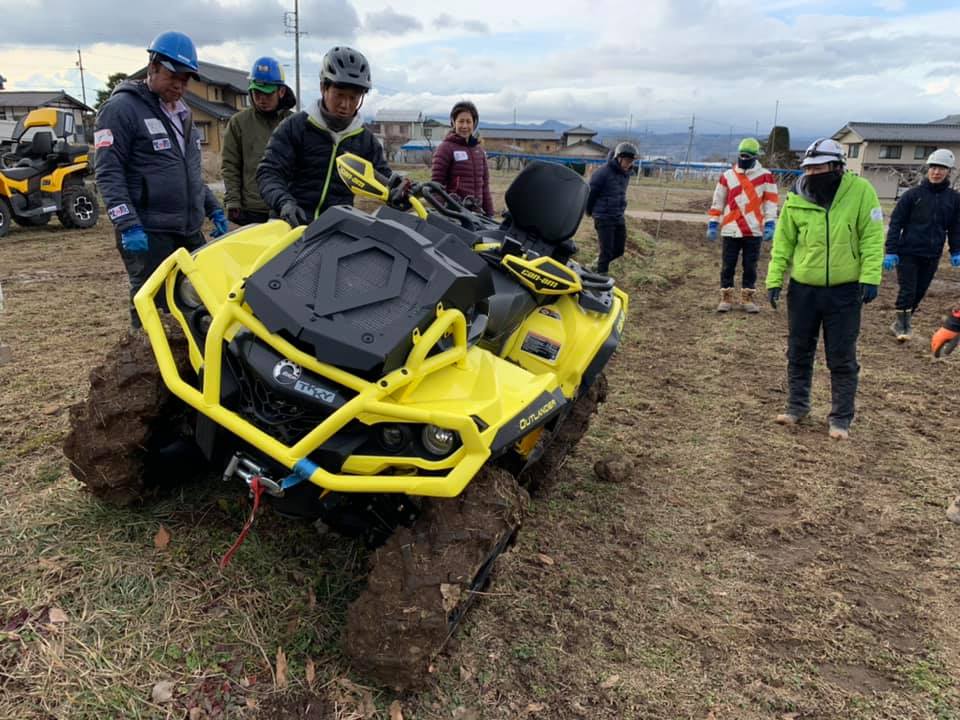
[1,171,958,718]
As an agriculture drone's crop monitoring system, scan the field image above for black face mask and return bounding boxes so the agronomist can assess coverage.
[319,100,352,132]
[737,155,756,170]
[805,169,843,204]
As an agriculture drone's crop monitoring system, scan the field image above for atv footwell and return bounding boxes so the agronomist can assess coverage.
[345,466,528,689]
[64,323,196,505]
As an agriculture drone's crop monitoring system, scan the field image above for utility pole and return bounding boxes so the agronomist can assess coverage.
[727,124,733,163]
[773,99,780,129]
[755,119,759,136]
[628,112,633,138]
[513,107,517,126]
[682,114,695,170]
[76,48,87,107]
[284,0,306,110]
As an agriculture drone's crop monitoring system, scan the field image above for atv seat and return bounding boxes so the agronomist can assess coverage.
[1,166,45,181]
[503,161,588,245]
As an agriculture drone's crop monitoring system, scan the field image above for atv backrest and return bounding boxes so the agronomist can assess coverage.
[504,161,588,245]
[26,131,53,159]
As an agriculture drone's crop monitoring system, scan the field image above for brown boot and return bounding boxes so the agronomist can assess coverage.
[741,288,760,313]
[716,287,735,312]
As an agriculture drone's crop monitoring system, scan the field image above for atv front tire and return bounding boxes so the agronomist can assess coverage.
[345,466,527,688]
[0,197,11,237]
[58,186,99,229]
[63,323,199,505]
[519,372,608,494]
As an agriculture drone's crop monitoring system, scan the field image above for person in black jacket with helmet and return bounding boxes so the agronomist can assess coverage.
[256,46,391,227]
[585,142,636,275]
[883,148,960,341]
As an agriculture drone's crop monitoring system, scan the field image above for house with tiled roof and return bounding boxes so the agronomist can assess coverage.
[833,118,960,198]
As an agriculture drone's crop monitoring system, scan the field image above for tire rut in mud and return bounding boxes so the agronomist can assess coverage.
[63,322,197,506]
[519,372,608,494]
[344,466,528,689]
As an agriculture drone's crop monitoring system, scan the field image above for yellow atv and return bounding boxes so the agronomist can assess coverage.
[0,108,99,236]
[64,154,628,687]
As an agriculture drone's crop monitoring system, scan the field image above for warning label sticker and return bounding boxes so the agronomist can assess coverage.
[521,331,561,361]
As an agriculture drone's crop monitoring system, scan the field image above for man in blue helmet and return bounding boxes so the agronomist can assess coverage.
[221,57,296,225]
[94,30,228,327]
[257,46,391,227]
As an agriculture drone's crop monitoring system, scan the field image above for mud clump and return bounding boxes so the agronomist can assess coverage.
[63,321,196,506]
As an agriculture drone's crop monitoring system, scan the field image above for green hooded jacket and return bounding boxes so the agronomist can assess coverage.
[222,103,294,214]
[766,172,884,289]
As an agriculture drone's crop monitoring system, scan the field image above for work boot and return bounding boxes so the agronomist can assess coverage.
[741,288,760,313]
[828,423,850,441]
[716,287,736,312]
[946,496,960,525]
[890,310,912,342]
[775,411,806,425]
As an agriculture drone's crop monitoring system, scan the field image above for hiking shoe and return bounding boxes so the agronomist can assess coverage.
[741,288,760,313]
[717,287,735,312]
[775,412,805,425]
[828,424,850,440]
[946,496,960,525]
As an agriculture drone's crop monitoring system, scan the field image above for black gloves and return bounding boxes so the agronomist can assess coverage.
[387,174,413,209]
[280,200,308,227]
[860,284,878,304]
[768,287,781,309]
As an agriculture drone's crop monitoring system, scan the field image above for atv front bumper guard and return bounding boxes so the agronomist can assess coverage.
[134,247,562,499]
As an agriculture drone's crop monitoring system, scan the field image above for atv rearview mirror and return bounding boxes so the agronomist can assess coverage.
[336,153,390,203]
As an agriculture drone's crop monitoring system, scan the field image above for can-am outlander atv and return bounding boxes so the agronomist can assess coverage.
[64,155,628,687]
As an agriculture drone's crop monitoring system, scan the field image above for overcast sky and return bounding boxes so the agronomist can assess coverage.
[0,0,958,137]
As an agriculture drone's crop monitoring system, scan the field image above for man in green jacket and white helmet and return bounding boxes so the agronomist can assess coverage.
[766,138,884,440]
[221,56,296,225]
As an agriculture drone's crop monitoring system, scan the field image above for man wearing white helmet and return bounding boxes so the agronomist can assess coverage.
[765,138,884,441]
[883,148,960,341]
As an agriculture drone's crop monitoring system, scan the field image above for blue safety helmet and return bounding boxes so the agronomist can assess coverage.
[248,56,284,92]
[148,31,199,77]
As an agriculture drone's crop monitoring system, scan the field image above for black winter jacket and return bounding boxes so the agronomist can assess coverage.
[586,157,630,222]
[94,80,219,235]
[256,103,390,219]
[885,179,960,258]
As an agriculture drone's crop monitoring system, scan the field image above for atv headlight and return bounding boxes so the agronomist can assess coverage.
[422,425,458,456]
[379,424,411,452]
[178,276,202,309]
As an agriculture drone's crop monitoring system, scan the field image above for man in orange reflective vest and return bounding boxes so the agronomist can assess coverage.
[706,137,779,313]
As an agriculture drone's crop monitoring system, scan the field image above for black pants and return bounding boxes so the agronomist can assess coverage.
[720,236,761,288]
[116,229,205,327]
[785,281,862,429]
[895,255,939,311]
[594,219,626,273]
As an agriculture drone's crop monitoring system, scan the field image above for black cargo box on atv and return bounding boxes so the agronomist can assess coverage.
[244,206,495,378]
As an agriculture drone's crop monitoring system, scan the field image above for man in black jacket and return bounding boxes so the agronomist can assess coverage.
[585,142,636,275]
[95,30,227,327]
[256,46,390,227]
[883,148,960,341]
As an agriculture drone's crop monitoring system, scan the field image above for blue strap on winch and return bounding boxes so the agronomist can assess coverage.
[280,458,320,491]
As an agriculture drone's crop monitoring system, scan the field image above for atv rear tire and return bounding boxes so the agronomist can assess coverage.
[519,372,608,494]
[0,197,11,237]
[58,186,99,229]
[63,322,199,506]
[345,466,527,689]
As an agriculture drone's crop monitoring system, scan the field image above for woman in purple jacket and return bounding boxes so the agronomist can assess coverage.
[431,100,495,216]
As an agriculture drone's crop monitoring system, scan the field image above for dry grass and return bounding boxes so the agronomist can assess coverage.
[1,173,958,718]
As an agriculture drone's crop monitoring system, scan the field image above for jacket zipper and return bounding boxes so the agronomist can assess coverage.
[316,127,364,218]
[824,208,830,287]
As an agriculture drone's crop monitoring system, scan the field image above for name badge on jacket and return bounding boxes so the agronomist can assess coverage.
[153,138,172,151]
[453,150,469,161]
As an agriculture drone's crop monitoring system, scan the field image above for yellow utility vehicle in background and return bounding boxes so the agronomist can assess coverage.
[0,108,99,236]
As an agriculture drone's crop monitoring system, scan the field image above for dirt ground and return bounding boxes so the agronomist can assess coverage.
[1,179,960,719]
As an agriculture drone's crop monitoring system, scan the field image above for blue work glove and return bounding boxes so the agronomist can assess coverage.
[768,287,781,309]
[763,221,775,242]
[882,254,899,271]
[120,224,149,254]
[951,252,960,268]
[706,221,719,241]
[210,208,229,238]
[860,283,878,304]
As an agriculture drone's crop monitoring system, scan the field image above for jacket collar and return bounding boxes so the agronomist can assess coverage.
[306,101,364,142]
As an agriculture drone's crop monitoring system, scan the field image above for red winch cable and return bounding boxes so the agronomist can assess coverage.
[219,476,264,570]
